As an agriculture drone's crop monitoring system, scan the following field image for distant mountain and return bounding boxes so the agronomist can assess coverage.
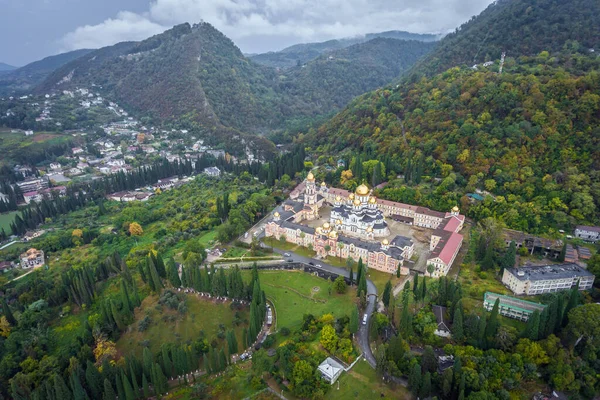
[249,30,439,68]
[0,63,16,73]
[410,0,600,77]
[36,23,434,157]
[0,49,93,95]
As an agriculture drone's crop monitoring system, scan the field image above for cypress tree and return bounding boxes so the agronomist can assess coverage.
[166,259,181,287]
[558,242,567,262]
[357,272,367,298]
[102,380,115,400]
[115,374,125,400]
[85,361,103,400]
[478,314,487,349]
[161,345,172,378]
[481,245,495,270]
[452,301,464,342]
[203,354,211,374]
[54,375,73,400]
[382,280,392,308]
[500,241,516,271]
[419,276,427,301]
[349,267,354,285]
[120,280,133,316]
[242,328,248,349]
[121,372,136,400]
[349,307,359,335]
[408,363,421,395]
[142,374,150,399]
[562,284,580,327]
[155,253,167,278]
[137,263,147,283]
[413,273,419,295]
[485,298,500,339]
[128,364,139,397]
[142,347,153,379]
[110,299,125,330]
[2,298,17,325]
[524,310,540,340]
[420,372,432,398]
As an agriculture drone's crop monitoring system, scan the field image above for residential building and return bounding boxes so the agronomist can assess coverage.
[503,229,563,258]
[483,292,546,321]
[20,248,45,269]
[432,305,451,337]
[574,225,600,242]
[317,358,344,384]
[502,263,595,295]
[16,177,49,193]
[203,166,221,177]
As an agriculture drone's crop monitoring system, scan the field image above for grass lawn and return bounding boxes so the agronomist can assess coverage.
[116,292,249,357]
[262,237,317,258]
[198,231,218,246]
[0,211,19,233]
[327,360,410,400]
[245,270,357,332]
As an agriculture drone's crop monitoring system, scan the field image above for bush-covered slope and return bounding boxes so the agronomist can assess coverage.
[310,52,600,230]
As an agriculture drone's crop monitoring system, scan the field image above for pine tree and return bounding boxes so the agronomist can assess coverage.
[102,380,116,400]
[382,280,392,308]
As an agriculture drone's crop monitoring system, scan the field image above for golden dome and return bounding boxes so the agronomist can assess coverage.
[452,206,459,212]
[316,227,322,234]
[328,231,338,239]
[321,181,326,187]
[349,193,355,200]
[307,172,315,181]
[335,219,342,225]
[323,222,330,229]
[382,239,389,245]
[353,199,361,206]
[335,195,341,201]
[369,196,377,204]
[356,184,369,195]
[366,227,373,233]
[273,211,280,217]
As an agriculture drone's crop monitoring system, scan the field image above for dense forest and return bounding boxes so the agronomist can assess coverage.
[409,0,600,77]
[307,51,600,231]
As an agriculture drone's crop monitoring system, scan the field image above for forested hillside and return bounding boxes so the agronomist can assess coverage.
[35,23,434,157]
[411,0,600,77]
[309,51,600,232]
[0,49,93,95]
[250,30,438,68]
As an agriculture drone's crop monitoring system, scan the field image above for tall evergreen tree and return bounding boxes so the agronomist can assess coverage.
[102,380,116,400]
[349,267,354,286]
[382,280,392,308]
[349,307,359,335]
[408,363,422,395]
[524,310,540,340]
[121,372,136,400]
[413,273,419,295]
[1,298,17,325]
[54,375,73,400]
[85,361,103,400]
[452,301,464,342]
[485,298,500,340]
[420,372,432,398]
[166,259,181,287]
[142,374,150,399]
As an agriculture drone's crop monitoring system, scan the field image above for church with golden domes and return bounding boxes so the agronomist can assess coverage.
[329,183,390,239]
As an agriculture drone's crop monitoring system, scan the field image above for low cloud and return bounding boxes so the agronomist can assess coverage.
[60,0,494,53]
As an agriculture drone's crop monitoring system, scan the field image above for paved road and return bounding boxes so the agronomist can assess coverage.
[268,245,378,367]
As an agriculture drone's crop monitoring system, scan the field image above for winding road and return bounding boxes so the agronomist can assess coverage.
[267,245,378,367]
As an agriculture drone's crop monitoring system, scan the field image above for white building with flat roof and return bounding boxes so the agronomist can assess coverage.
[502,263,595,296]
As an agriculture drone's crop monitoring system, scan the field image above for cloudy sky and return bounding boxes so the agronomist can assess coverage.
[0,0,495,66]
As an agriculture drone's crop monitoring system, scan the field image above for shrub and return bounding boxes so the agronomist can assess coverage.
[138,315,152,332]
[280,327,290,336]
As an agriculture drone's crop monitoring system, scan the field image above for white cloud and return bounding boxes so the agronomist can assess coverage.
[60,11,166,51]
[60,0,495,53]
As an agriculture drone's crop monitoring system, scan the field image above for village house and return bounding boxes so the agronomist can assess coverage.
[20,248,45,269]
[574,225,600,242]
[204,166,221,177]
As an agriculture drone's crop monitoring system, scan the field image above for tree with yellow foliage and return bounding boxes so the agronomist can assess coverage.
[129,222,143,236]
[0,316,11,337]
[340,169,353,184]
[72,229,83,238]
[93,334,117,366]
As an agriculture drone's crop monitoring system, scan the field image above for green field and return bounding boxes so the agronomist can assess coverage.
[116,292,249,357]
[0,211,19,233]
[246,270,357,331]
[198,230,218,246]
[328,360,410,400]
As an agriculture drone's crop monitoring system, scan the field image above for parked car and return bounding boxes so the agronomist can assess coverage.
[287,259,294,262]
[316,264,322,268]
[308,262,315,266]
[284,253,291,257]
[362,314,368,325]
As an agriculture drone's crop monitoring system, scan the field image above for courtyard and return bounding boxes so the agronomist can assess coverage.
[307,204,432,273]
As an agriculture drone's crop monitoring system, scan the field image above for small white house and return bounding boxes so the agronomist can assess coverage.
[317,358,344,384]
